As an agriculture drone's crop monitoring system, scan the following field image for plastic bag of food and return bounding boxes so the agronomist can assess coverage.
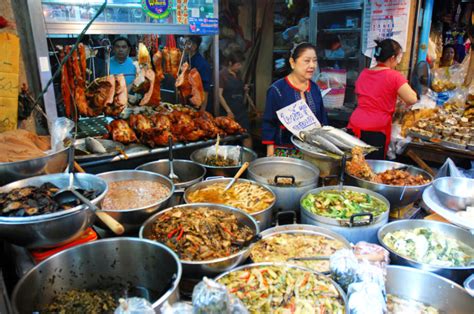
[330,249,360,291]
[347,281,386,314]
[353,242,390,278]
[192,277,248,314]
[205,145,242,167]
[161,301,193,314]
[49,117,74,152]
[114,297,154,314]
[354,261,386,296]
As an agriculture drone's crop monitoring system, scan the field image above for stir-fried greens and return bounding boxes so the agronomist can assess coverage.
[218,265,345,314]
[383,228,473,267]
[301,190,388,220]
[147,207,254,261]
[204,155,238,167]
[387,294,438,314]
[250,233,345,272]
[41,289,117,313]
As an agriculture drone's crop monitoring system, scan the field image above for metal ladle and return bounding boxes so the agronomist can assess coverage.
[54,148,124,235]
[168,135,180,183]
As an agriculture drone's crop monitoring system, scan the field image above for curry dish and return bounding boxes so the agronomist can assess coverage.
[186,181,274,214]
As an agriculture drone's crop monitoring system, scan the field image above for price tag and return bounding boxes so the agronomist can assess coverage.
[276,100,321,139]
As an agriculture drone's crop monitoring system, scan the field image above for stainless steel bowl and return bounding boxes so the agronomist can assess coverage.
[11,238,182,313]
[0,173,107,249]
[183,178,275,230]
[386,265,474,313]
[140,203,260,279]
[136,159,206,191]
[96,170,174,233]
[215,262,348,312]
[378,219,474,284]
[346,160,433,209]
[432,177,474,211]
[248,157,319,212]
[0,146,70,186]
[190,145,257,177]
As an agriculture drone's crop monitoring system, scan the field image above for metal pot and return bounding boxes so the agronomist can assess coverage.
[378,219,474,284]
[249,224,351,272]
[300,186,390,243]
[11,238,181,313]
[140,203,260,279]
[345,160,433,210]
[183,178,275,230]
[386,265,474,312]
[291,136,341,177]
[0,173,107,249]
[247,157,319,212]
[190,145,257,177]
[136,159,206,190]
[215,262,348,312]
[96,170,174,233]
[0,146,70,186]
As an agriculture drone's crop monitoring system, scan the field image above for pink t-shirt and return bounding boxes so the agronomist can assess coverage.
[348,68,407,133]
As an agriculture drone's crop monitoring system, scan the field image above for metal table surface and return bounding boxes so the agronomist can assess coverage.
[78,134,248,173]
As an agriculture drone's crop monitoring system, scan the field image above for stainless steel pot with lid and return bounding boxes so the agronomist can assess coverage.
[248,157,319,212]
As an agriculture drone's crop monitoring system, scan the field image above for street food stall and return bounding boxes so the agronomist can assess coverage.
[0,0,473,313]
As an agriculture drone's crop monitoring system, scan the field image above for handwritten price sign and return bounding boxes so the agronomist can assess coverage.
[276,100,321,139]
[0,33,20,132]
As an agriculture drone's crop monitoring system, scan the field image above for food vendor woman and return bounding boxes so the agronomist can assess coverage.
[347,39,417,160]
[262,43,328,157]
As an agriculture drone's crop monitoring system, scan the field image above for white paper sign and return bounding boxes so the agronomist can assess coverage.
[276,100,321,138]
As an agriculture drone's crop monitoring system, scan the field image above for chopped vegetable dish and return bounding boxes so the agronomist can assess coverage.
[250,233,345,272]
[41,289,117,313]
[218,265,345,314]
[383,227,473,267]
[301,190,387,220]
[147,206,254,261]
[387,294,438,314]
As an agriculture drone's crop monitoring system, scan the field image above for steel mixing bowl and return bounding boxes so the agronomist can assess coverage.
[386,265,474,313]
[96,170,174,233]
[0,146,70,186]
[11,238,182,313]
[346,160,433,209]
[190,145,257,177]
[0,173,107,249]
[140,203,260,279]
[378,219,474,284]
[432,177,474,211]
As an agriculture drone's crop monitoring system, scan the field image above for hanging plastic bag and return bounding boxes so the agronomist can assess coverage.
[435,157,465,178]
[114,297,154,314]
[49,117,75,152]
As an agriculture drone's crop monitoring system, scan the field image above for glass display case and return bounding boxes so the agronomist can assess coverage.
[26,0,219,120]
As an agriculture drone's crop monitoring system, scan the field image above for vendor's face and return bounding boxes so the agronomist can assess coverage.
[290,48,318,80]
[113,40,130,61]
[443,48,455,61]
[229,62,242,73]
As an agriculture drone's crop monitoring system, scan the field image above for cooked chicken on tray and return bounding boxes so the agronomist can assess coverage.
[105,107,246,147]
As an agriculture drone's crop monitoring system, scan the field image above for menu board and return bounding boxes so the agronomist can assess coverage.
[363,0,411,58]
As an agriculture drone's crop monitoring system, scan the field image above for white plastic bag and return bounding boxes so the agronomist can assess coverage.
[49,117,74,152]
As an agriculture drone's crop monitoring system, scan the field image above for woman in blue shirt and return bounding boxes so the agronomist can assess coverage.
[262,42,328,157]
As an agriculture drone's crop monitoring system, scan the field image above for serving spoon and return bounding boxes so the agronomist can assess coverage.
[223,162,249,193]
[168,135,180,183]
[54,148,124,235]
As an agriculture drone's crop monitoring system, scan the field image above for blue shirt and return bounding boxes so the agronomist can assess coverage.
[110,56,136,86]
[262,77,328,146]
[191,52,211,92]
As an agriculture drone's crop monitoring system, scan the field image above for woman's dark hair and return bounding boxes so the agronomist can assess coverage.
[290,42,317,60]
[373,39,402,62]
[112,36,131,49]
[224,49,245,65]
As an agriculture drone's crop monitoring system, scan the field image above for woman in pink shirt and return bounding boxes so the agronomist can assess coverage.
[347,39,417,159]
